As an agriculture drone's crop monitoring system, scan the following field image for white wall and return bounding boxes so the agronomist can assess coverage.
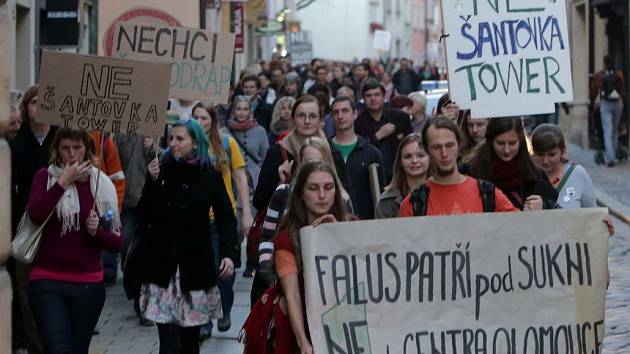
[296,0,371,62]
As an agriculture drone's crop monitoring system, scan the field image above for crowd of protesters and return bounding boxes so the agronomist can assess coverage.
[6,54,617,354]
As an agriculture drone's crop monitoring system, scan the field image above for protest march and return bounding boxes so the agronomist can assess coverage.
[3,1,627,353]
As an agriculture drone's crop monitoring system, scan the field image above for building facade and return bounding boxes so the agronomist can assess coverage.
[565,0,629,150]
[1,1,12,352]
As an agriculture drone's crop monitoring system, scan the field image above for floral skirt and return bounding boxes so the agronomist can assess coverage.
[139,268,222,327]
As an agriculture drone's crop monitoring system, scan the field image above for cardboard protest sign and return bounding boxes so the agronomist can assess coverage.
[36,50,171,137]
[286,31,313,66]
[441,0,574,118]
[113,22,235,104]
[373,30,391,52]
[301,208,609,354]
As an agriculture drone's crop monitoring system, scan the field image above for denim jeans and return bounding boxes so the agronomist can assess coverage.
[28,280,105,354]
[600,99,623,163]
[211,221,235,315]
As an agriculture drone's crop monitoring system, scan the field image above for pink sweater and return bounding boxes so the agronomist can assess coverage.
[27,168,123,283]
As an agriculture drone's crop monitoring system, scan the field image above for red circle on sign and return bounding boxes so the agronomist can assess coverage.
[103,7,182,56]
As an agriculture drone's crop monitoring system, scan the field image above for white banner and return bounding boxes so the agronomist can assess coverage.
[373,30,391,52]
[441,0,574,118]
[301,208,608,354]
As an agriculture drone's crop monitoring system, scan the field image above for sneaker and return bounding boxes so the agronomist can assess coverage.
[217,316,231,332]
[607,161,616,167]
[199,325,212,342]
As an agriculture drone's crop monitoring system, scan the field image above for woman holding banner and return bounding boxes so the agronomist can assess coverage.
[465,117,558,210]
[242,160,347,354]
[375,133,430,218]
[137,119,238,354]
[252,137,354,305]
[26,127,122,354]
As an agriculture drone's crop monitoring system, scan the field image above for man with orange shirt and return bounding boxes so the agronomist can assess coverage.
[399,117,518,216]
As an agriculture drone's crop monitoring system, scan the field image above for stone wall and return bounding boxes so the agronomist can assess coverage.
[0,0,12,352]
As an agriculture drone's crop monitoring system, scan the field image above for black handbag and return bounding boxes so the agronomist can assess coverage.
[122,229,147,300]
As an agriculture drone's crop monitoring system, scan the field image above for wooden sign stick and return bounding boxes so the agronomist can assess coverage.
[92,131,106,212]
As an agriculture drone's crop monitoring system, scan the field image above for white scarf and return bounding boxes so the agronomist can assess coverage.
[47,165,122,236]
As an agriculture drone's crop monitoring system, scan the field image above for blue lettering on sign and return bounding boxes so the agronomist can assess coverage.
[456,15,565,60]
[170,62,232,96]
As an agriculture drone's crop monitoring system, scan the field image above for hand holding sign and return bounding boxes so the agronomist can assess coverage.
[148,157,160,181]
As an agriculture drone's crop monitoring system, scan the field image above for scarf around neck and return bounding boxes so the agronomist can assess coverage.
[270,118,289,136]
[227,118,259,132]
[47,165,122,236]
[493,158,523,193]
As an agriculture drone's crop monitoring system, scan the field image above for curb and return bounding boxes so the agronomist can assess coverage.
[595,187,630,225]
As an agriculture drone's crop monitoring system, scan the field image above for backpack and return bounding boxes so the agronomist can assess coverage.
[411,179,496,216]
[246,145,289,263]
[601,70,620,101]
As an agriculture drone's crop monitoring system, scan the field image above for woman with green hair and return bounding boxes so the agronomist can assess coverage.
[136,119,238,353]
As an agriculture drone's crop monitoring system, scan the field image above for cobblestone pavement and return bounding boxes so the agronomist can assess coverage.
[89,144,630,353]
[568,144,630,206]
[567,144,630,354]
[89,273,251,353]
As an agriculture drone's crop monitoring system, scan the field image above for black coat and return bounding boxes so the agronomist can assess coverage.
[355,109,412,182]
[10,125,58,235]
[137,158,238,292]
[253,144,296,211]
[330,136,385,220]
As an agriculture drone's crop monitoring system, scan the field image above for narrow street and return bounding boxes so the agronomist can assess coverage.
[90,144,630,354]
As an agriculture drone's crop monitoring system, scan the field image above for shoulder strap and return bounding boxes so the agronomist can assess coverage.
[556,163,576,192]
[477,179,496,213]
[279,143,288,162]
[228,128,262,165]
[410,184,430,216]
[222,134,232,164]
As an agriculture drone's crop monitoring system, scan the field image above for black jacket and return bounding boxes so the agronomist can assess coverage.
[330,136,385,220]
[355,109,412,182]
[137,158,238,292]
[253,144,295,211]
[460,163,558,210]
[253,99,273,132]
[10,125,58,235]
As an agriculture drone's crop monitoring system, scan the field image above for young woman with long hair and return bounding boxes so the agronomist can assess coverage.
[137,119,238,353]
[375,133,430,218]
[466,117,558,210]
[191,103,252,337]
[268,96,296,144]
[251,136,353,306]
[274,161,348,353]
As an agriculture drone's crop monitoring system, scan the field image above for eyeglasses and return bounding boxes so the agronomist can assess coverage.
[294,112,320,121]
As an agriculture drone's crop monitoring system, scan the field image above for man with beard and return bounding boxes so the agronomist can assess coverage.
[398,117,518,216]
